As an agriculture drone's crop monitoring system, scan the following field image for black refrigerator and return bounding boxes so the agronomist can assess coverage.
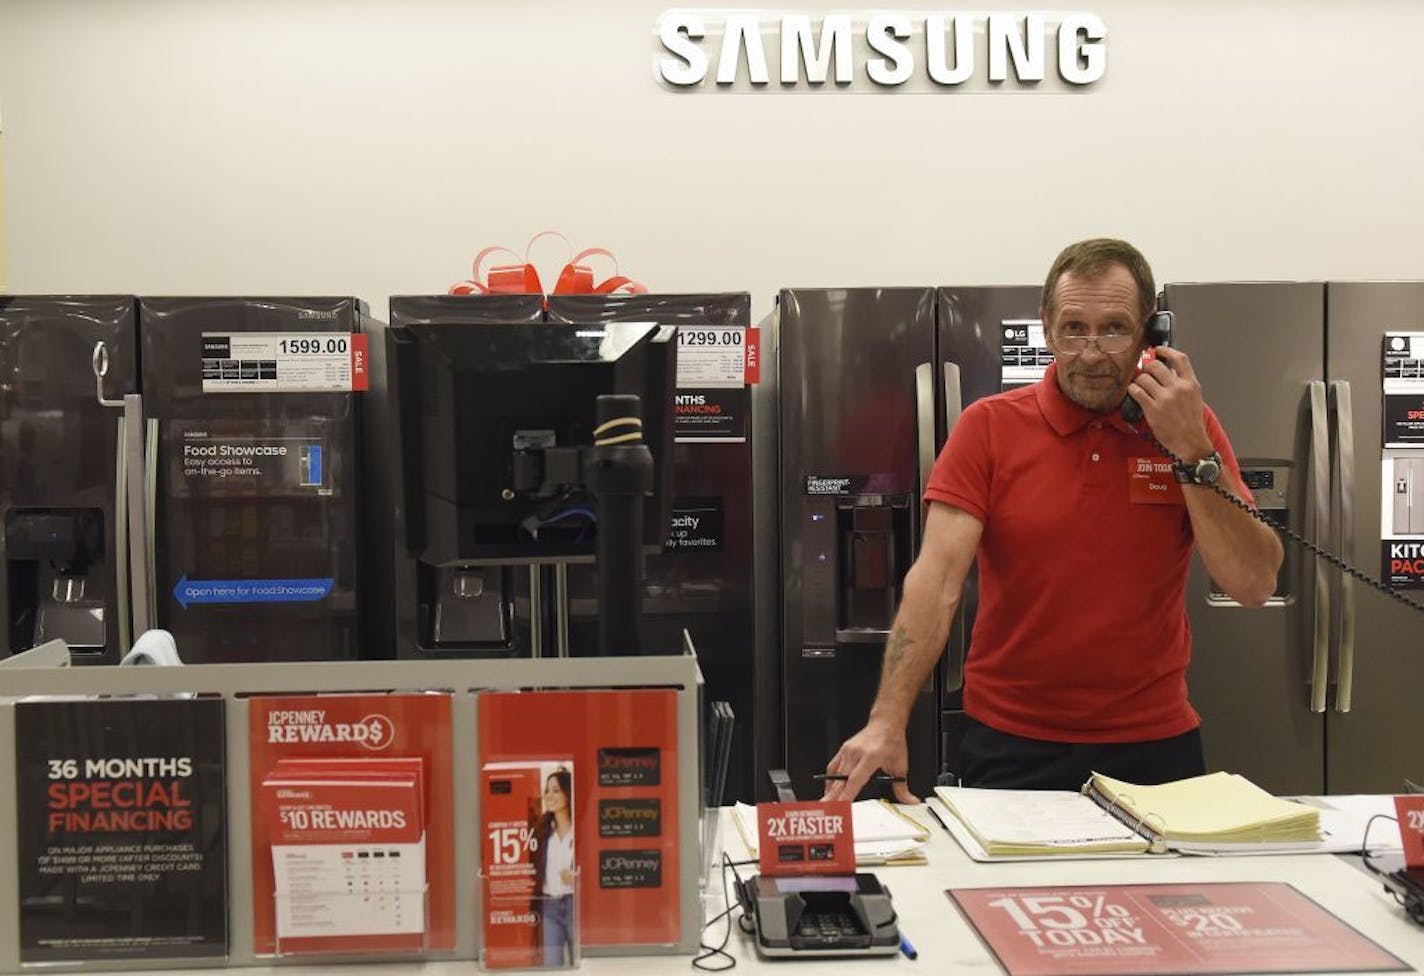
[0,296,138,663]
[775,286,1044,798]
[548,292,760,803]
[139,297,370,663]
[372,294,546,659]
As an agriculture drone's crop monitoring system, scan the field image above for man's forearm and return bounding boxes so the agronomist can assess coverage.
[867,567,958,728]
[1184,483,1283,607]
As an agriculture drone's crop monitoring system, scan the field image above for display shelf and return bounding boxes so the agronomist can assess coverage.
[0,652,704,973]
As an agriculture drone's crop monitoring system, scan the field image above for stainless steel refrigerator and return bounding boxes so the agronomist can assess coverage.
[1163,281,1424,794]
[775,286,1042,798]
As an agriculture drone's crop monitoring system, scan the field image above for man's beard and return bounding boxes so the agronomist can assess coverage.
[1060,363,1128,413]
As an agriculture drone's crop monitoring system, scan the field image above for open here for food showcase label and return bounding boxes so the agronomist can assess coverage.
[757,800,854,877]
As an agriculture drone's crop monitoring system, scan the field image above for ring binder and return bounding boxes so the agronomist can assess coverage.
[934,771,1325,860]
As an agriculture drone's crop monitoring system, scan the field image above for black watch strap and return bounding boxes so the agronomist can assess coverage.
[1173,451,1222,486]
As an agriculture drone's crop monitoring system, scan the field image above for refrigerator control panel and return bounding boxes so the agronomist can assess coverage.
[1238,464,1289,512]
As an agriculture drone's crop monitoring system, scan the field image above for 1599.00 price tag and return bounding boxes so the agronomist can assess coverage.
[201,332,369,393]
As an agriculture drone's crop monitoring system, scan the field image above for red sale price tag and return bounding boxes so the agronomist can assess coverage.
[744,327,761,385]
[1394,795,1424,868]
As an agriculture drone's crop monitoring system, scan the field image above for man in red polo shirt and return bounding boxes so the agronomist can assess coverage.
[823,238,1283,798]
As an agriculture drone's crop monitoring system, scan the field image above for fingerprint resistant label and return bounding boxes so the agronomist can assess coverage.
[598,799,662,838]
[597,748,661,787]
[599,850,662,889]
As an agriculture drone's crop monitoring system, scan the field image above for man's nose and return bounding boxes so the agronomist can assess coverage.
[1078,341,1109,363]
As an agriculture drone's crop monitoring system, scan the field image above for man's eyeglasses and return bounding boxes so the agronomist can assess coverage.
[1053,332,1139,356]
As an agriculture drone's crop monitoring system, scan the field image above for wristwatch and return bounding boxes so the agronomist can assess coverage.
[1172,451,1222,486]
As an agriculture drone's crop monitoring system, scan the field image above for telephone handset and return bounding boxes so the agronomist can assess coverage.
[1121,309,1175,424]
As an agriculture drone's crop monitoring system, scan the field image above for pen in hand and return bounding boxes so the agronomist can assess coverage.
[813,773,908,783]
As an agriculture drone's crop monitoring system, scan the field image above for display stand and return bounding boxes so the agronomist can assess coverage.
[0,652,704,973]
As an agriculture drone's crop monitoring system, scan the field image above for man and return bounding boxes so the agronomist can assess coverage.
[824,239,1283,801]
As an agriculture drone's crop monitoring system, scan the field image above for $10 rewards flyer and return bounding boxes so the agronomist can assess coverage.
[247,692,454,955]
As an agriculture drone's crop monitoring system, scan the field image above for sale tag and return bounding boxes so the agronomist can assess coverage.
[756,800,854,877]
[676,326,748,388]
[201,332,369,393]
[1128,456,1184,504]
[1394,795,1424,868]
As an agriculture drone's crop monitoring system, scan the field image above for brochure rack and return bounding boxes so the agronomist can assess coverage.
[0,652,704,972]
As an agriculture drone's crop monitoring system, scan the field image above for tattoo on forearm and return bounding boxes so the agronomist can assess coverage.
[884,629,911,676]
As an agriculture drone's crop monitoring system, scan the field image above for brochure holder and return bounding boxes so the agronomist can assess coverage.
[0,651,704,973]
[479,870,581,971]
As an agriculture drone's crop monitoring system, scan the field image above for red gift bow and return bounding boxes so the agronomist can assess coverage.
[449,231,647,301]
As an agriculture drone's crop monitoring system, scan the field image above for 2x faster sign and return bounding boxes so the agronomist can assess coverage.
[656,9,1107,89]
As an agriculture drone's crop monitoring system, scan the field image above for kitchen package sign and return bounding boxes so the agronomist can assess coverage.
[15,697,228,962]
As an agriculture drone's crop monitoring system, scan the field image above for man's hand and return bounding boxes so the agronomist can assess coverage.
[1126,346,1215,460]
[821,720,919,805]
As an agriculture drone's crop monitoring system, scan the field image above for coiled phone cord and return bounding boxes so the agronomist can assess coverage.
[1136,428,1424,617]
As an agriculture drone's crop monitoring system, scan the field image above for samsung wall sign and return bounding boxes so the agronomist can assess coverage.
[656,9,1106,92]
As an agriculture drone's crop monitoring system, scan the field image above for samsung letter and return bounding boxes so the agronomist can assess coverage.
[866,14,914,86]
[926,14,974,85]
[1058,13,1106,84]
[988,13,1046,83]
[717,13,770,85]
[658,12,708,86]
[780,14,854,85]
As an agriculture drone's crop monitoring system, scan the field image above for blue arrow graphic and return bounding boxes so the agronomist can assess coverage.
[172,575,334,609]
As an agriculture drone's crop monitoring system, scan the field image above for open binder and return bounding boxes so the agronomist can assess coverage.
[933,771,1341,862]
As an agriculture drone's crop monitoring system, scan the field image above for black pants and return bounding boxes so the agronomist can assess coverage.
[958,718,1205,791]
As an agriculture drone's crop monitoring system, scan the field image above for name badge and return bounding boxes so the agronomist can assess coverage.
[1128,456,1184,504]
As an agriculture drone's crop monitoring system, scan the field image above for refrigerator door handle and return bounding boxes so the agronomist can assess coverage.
[113,415,132,653]
[1331,380,1356,713]
[140,413,159,632]
[943,361,964,435]
[1308,380,1330,713]
[940,361,966,695]
[915,363,935,521]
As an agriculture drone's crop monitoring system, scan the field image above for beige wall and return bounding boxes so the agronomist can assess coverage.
[1,1,1421,319]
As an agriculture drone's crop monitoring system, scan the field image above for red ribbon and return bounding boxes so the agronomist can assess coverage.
[449,232,647,302]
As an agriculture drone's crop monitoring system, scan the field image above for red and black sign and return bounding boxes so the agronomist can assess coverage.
[597,747,662,787]
[599,850,663,888]
[674,388,748,442]
[599,798,662,838]
[15,697,228,963]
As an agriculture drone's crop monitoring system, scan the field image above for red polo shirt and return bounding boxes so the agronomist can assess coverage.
[924,363,1252,743]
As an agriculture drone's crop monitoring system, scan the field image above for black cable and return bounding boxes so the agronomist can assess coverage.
[1358,813,1424,924]
[692,854,754,971]
[1133,427,1424,616]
